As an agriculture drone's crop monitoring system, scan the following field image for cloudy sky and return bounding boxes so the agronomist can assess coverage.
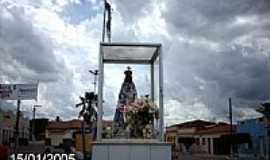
[1,0,270,125]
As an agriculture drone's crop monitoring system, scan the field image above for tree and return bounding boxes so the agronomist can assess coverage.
[76,92,98,125]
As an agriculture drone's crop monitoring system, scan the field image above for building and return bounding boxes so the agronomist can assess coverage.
[74,132,92,153]
[166,125,178,145]
[237,103,270,159]
[195,122,235,155]
[30,118,49,141]
[0,109,30,145]
[46,118,113,153]
[0,110,14,145]
[166,125,179,159]
[46,119,89,147]
[166,120,235,158]
[237,118,269,158]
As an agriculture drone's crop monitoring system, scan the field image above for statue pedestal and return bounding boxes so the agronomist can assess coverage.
[92,139,171,160]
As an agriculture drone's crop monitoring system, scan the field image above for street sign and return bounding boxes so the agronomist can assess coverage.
[0,84,38,100]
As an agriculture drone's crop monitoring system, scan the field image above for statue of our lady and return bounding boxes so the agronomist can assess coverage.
[113,67,137,130]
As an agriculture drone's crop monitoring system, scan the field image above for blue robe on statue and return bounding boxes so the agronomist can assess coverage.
[113,68,137,128]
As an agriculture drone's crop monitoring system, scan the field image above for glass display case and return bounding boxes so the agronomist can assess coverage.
[97,42,164,142]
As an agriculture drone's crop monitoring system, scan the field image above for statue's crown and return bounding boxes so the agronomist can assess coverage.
[124,66,132,76]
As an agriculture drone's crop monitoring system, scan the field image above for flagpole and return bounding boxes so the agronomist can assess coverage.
[102,0,106,42]
[107,4,111,43]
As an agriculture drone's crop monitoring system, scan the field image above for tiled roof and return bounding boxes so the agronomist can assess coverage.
[47,119,113,131]
[47,119,89,130]
[167,120,215,129]
[197,123,236,134]
[166,120,236,135]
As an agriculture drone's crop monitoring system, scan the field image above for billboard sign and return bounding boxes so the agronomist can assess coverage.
[0,84,38,100]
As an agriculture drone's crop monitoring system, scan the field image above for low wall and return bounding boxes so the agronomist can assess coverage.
[92,139,172,160]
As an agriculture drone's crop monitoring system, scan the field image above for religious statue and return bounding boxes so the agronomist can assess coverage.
[112,67,159,138]
[113,66,137,132]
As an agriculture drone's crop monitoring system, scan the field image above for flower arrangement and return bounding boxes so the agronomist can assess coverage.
[125,96,159,138]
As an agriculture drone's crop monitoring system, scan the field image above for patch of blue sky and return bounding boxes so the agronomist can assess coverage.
[59,0,102,24]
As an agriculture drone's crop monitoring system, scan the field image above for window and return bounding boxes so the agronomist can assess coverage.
[195,138,200,145]
[202,138,206,145]
[258,118,263,123]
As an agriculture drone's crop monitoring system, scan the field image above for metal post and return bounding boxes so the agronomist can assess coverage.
[158,46,164,141]
[94,72,97,93]
[81,121,86,160]
[151,63,155,102]
[14,99,21,152]
[97,44,104,141]
[32,107,36,141]
[265,126,269,160]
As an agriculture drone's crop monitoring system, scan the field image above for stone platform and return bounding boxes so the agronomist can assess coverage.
[92,139,172,160]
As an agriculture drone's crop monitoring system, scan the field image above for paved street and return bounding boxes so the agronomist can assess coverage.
[178,154,230,160]
[177,154,263,160]
[16,142,46,154]
[14,142,65,154]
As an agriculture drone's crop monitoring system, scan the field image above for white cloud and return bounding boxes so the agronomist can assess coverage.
[165,99,214,125]
[1,0,270,125]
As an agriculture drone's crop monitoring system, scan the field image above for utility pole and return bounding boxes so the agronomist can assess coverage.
[229,97,233,134]
[32,105,42,142]
[228,97,233,157]
[89,70,99,93]
[14,99,21,153]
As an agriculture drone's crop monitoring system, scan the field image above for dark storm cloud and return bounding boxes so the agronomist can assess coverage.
[0,4,78,120]
[163,1,270,93]
[198,44,270,102]
[1,0,270,122]
[163,0,270,42]
[107,0,270,121]
[164,38,270,120]
[0,5,65,82]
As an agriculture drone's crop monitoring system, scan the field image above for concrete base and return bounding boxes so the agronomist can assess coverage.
[92,139,172,160]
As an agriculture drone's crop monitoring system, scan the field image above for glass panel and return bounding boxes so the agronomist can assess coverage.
[99,43,161,141]
[153,57,160,137]
[102,64,159,140]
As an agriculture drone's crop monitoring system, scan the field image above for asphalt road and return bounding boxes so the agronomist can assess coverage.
[177,155,262,160]
[178,155,230,160]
